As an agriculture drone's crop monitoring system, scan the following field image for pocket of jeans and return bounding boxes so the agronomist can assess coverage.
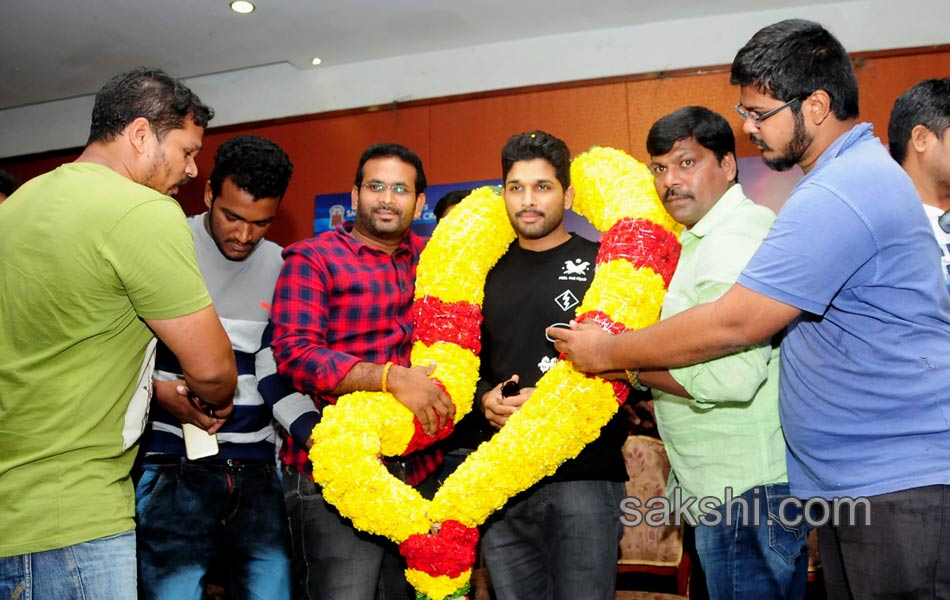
[764,484,809,563]
[0,555,27,600]
[282,467,317,503]
[134,465,172,520]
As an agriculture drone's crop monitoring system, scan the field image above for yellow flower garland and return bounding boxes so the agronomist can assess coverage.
[309,148,680,600]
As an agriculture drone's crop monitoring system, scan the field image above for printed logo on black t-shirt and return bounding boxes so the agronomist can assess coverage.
[555,290,579,311]
[560,258,591,281]
[538,355,558,374]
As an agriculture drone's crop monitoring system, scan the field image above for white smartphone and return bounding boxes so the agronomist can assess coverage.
[182,423,219,460]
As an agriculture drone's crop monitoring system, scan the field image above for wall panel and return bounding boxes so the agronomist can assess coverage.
[2,48,947,248]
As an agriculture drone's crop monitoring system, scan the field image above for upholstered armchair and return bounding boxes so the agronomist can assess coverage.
[615,435,691,599]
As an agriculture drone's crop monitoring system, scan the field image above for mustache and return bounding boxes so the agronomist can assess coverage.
[373,205,403,217]
[750,134,771,151]
[169,176,192,192]
[516,209,545,218]
[663,189,694,202]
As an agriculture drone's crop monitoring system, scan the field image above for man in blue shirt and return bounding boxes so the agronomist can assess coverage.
[550,19,950,599]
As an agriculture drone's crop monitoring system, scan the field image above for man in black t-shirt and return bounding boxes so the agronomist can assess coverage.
[475,130,627,600]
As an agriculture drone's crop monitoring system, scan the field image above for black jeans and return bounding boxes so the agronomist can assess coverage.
[817,484,950,599]
[282,467,415,600]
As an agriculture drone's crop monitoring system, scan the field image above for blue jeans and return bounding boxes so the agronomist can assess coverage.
[694,483,809,600]
[482,479,626,600]
[0,531,136,600]
[282,467,413,600]
[135,457,291,600]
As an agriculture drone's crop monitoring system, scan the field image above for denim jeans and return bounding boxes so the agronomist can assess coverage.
[282,467,414,600]
[482,479,626,600]
[693,483,809,600]
[817,484,950,600]
[135,457,291,600]
[0,531,136,600]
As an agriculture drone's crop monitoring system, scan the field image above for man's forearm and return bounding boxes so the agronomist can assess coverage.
[609,304,748,370]
[329,361,385,396]
[637,369,691,398]
[146,305,237,408]
[609,284,796,371]
[179,328,237,407]
[183,363,236,407]
[271,333,363,398]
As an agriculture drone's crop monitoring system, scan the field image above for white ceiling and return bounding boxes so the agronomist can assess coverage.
[0,0,842,110]
[1,0,947,158]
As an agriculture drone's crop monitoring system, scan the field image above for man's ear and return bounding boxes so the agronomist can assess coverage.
[563,186,575,211]
[722,152,738,183]
[413,193,426,220]
[910,124,934,154]
[804,90,832,125]
[351,186,359,211]
[126,117,154,155]
[204,180,214,210]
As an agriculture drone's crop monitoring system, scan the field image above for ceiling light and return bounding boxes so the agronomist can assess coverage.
[311,57,323,66]
[230,1,255,14]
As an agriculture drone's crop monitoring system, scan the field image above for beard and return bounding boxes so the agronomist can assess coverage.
[209,222,253,261]
[513,208,562,240]
[355,200,412,241]
[760,110,811,172]
[141,148,191,195]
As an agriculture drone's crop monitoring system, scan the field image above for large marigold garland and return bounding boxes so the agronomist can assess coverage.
[309,147,681,600]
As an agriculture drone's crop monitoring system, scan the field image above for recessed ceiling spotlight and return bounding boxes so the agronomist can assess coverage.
[230,1,255,14]
[311,57,323,66]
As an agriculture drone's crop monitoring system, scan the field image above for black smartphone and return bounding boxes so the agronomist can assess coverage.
[501,380,520,398]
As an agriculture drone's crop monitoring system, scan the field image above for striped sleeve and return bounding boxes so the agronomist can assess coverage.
[257,320,320,449]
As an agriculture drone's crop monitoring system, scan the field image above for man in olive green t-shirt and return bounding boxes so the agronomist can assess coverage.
[0,67,237,600]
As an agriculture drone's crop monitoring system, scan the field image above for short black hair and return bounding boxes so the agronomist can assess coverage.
[87,66,214,144]
[501,130,571,189]
[646,106,739,183]
[888,78,950,165]
[209,136,293,201]
[730,19,859,120]
[433,189,470,222]
[353,143,426,194]
[0,169,17,197]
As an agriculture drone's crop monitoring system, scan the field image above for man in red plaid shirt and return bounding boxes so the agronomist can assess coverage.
[270,143,455,600]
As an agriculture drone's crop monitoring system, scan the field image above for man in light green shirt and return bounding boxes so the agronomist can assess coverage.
[635,107,809,599]
[0,67,237,600]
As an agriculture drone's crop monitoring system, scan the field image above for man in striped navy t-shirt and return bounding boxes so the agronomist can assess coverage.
[135,136,296,599]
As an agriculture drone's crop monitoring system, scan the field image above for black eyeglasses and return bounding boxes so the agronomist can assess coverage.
[938,209,950,234]
[734,97,804,127]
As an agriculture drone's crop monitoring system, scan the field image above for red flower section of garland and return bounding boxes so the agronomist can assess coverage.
[400,520,480,579]
[413,296,483,354]
[576,310,632,406]
[401,298,481,456]
[401,379,456,456]
[598,218,681,287]
[580,310,630,336]
[566,218,681,406]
